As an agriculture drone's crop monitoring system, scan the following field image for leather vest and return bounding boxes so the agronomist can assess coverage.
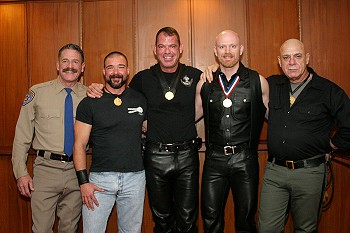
[201,63,266,150]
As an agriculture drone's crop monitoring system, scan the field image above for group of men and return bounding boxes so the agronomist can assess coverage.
[11,26,350,233]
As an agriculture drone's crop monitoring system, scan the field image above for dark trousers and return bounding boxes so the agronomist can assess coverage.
[201,148,259,233]
[145,145,199,233]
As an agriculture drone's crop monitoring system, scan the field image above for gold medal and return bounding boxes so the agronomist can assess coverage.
[114,97,122,106]
[290,95,295,106]
[165,91,174,100]
[223,98,232,108]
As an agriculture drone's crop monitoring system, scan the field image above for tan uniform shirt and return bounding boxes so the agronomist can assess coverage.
[12,78,87,179]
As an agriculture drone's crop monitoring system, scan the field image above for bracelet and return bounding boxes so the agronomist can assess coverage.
[76,169,89,186]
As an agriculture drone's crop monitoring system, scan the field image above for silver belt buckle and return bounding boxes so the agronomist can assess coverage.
[223,146,236,156]
[163,144,172,152]
[61,153,67,163]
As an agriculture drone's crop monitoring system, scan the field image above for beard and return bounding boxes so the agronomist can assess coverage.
[218,53,239,68]
[105,74,128,89]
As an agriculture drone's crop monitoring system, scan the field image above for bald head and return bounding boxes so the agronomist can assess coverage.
[214,30,243,70]
[278,38,310,82]
[215,30,241,46]
[280,39,306,54]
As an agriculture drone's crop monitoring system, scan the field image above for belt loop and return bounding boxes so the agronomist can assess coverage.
[44,151,51,160]
[303,159,308,167]
[159,142,162,152]
[271,157,276,166]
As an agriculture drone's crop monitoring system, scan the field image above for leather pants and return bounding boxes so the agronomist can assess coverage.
[145,144,199,233]
[201,148,259,233]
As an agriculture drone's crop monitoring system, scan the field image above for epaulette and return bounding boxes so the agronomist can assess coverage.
[30,80,55,91]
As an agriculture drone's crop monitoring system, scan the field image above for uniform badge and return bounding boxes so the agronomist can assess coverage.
[180,75,193,87]
[22,90,35,106]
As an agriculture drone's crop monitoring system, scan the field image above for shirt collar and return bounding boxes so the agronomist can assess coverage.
[215,62,249,81]
[54,77,79,95]
[277,66,324,91]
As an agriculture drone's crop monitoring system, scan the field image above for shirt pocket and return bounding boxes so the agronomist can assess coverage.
[267,101,283,121]
[38,109,61,133]
[298,105,324,120]
[39,109,60,119]
[208,92,225,119]
[232,93,251,120]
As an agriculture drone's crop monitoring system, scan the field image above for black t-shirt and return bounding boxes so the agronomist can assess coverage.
[76,87,147,172]
[129,63,202,143]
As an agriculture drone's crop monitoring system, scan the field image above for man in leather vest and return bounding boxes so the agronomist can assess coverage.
[195,30,269,233]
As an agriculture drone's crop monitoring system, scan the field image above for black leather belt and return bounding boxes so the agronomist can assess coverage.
[146,140,197,152]
[268,155,326,170]
[38,150,73,162]
[210,143,249,156]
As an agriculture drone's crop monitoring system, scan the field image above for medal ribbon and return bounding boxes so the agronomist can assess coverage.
[290,73,310,95]
[218,73,240,99]
[289,72,310,106]
[154,63,184,99]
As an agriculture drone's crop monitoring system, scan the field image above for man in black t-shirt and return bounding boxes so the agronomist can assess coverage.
[74,51,147,233]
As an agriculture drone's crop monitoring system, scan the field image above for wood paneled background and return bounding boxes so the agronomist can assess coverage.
[0,0,349,232]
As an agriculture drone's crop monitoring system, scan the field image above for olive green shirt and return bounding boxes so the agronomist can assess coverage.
[12,78,87,179]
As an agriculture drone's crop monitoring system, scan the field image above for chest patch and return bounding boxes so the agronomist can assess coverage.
[180,75,193,87]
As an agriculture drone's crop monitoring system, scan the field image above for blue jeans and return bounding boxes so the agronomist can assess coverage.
[83,171,146,233]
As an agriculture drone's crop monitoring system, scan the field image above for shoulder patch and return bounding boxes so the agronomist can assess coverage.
[22,90,35,106]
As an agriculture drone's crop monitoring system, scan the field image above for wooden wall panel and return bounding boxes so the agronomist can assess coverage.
[0,3,27,148]
[27,1,80,86]
[82,0,134,85]
[318,156,350,232]
[135,0,192,72]
[300,1,350,231]
[0,155,34,233]
[301,0,350,95]
[191,0,248,71]
[247,0,300,78]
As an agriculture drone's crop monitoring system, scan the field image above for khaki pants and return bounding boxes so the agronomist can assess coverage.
[31,156,82,233]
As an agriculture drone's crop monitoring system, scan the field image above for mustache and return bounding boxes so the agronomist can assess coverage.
[109,74,124,79]
[62,68,78,73]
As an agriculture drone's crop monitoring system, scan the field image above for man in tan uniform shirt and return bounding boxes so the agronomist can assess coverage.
[12,44,87,233]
